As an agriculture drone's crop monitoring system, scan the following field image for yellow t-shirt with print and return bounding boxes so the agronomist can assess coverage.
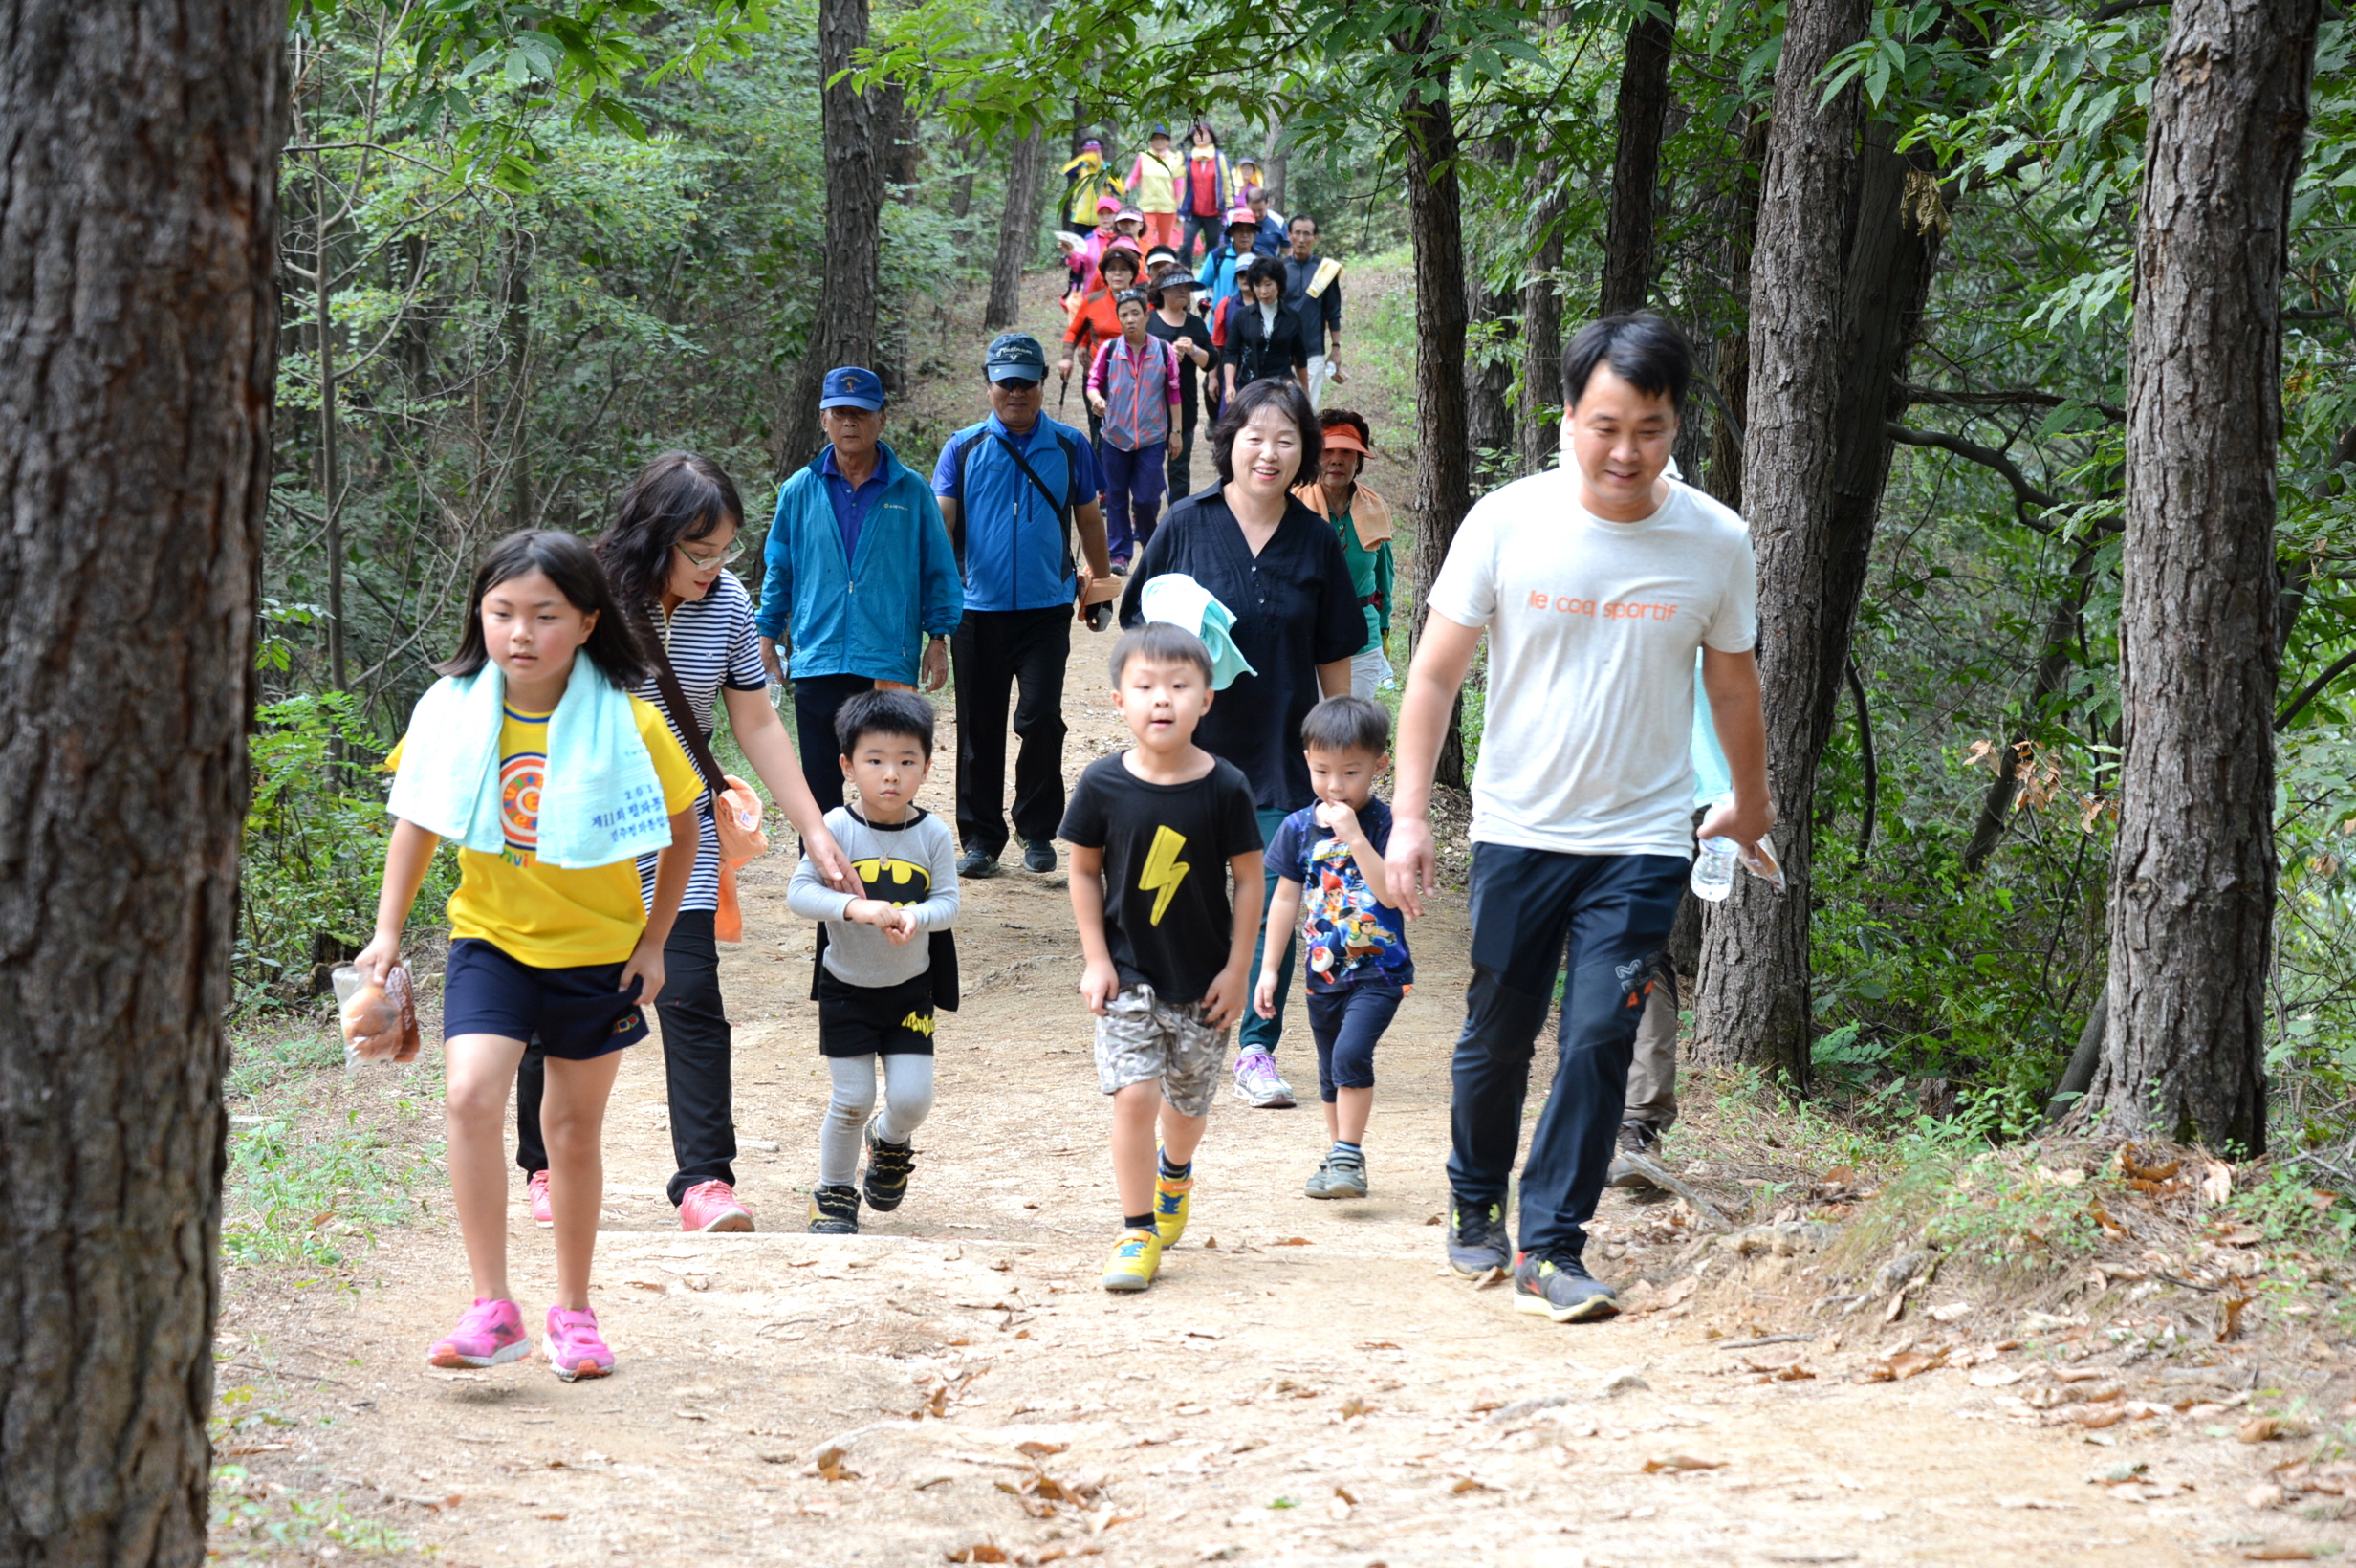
[390,697,702,969]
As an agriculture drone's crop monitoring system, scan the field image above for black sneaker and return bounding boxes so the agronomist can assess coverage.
[1022,839,1057,874]
[1608,1121,1663,1189]
[1513,1250,1620,1323]
[956,846,998,879]
[862,1114,916,1212]
[1446,1196,1512,1277]
[807,1185,861,1234]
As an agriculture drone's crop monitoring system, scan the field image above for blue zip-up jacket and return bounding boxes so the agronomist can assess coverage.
[753,441,963,684]
[1197,241,1254,314]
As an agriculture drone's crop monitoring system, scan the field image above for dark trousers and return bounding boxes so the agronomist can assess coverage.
[1237,806,1298,1056]
[1166,413,1197,503]
[1445,844,1688,1260]
[791,673,875,812]
[951,607,1071,859]
[516,910,735,1208]
[1100,439,1168,566]
[1182,210,1223,264]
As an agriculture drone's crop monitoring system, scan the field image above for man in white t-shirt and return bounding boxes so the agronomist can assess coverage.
[1385,313,1776,1324]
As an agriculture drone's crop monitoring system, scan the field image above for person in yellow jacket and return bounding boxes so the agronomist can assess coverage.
[1061,138,1124,228]
[1125,124,1187,253]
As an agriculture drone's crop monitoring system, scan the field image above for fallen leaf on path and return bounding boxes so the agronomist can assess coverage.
[1339,1397,1373,1418]
[1015,1441,1068,1460]
[815,1447,861,1482]
[1863,1350,1946,1383]
[1925,1301,1972,1323]
[2220,1292,2252,1342]
[2202,1160,2236,1207]
[2053,1405,2130,1428]
[2247,1483,2288,1510]
[945,1546,1008,1563]
[1272,1237,1313,1247]
[1969,1367,2025,1388]
[1450,1476,1497,1492]
[534,1513,566,1520]
[1358,1340,1401,1351]
[1643,1455,1727,1472]
[2243,1418,2294,1444]
[2243,1549,2320,1561]
[1327,1489,1353,1521]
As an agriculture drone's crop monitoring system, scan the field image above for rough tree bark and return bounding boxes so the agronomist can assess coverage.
[1519,158,1567,476]
[1464,135,1517,489]
[2084,0,2322,1152]
[986,127,1046,331]
[1704,108,1768,508]
[1599,0,1679,317]
[776,0,885,477]
[1395,12,1473,790]
[498,224,531,528]
[1691,0,1866,1087]
[0,3,283,1562]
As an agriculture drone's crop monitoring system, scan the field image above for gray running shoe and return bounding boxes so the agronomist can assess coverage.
[1304,1156,1334,1198]
[955,846,997,879]
[1318,1146,1367,1199]
[1446,1196,1512,1277]
[1513,1251,1620,1322]
[1607,1120,1664,1189]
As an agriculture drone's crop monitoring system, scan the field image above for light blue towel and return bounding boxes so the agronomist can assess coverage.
[1139,573,1257,690]
[1691,653,1733,805]
[386,656,674,869]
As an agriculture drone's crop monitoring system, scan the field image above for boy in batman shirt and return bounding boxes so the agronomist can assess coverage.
[788,691,961,1233]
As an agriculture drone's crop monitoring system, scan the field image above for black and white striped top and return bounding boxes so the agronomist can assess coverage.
[632,571,773,916]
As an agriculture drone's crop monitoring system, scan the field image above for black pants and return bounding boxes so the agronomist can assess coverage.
[1166,411,1197,502]
[1445,844,1687,1261]
[516,910,735,1208]
[791,673,875,813]
[951,607,1070,858]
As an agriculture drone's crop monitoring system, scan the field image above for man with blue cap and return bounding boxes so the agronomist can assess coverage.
[757,365,963,812]
[933,333,1115,880]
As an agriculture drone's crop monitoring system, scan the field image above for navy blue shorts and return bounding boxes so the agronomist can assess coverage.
[443,938,648,1060]
[1305,976,1405,1100]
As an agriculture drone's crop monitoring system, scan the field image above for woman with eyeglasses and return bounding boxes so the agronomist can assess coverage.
[513,452,858,1238]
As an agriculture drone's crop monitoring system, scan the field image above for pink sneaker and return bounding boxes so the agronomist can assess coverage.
[679,1178,753,1233]
[528,1168,553,1228]
[428,1298,530,1368]
[544,1305,614,1381]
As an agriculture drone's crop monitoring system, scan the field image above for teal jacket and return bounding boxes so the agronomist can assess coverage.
[753,443,963,684]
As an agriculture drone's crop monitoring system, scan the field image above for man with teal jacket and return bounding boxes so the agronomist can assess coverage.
[756,365,962,811]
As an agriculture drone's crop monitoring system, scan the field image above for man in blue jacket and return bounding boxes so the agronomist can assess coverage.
[934,333,1114,878]
[756,365,963,811]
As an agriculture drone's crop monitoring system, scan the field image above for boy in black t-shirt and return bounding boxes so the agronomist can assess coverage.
[1060,622,1264,1294]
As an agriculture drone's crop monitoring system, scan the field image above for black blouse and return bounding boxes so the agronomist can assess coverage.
[1119,490,1365,812]
[1225,297,1311,390]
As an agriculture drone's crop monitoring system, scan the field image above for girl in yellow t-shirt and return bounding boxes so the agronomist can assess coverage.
[356,530,701,1382]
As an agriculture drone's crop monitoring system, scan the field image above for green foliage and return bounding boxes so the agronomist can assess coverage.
[222,1102,442,1266]
[211,1459,418,1563]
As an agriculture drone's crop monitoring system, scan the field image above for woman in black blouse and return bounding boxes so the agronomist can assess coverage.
[1222,255,1312,403]
[1119,377,1363,1110]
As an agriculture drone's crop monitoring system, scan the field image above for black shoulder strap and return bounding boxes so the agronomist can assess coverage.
[642,617,729,798]
[990,428,1081,581]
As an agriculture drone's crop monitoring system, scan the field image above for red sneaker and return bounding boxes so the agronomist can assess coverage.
[527,1168,554,1228]
[679,1179,753,1233]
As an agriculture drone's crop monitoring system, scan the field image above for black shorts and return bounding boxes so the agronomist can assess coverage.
[443,938,648,1060]
[816,968,936,1057]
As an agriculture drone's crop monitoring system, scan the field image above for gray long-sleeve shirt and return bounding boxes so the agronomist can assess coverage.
[786,806,960,989]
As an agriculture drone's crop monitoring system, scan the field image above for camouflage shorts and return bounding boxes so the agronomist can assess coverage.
[1095,984,1227,1118]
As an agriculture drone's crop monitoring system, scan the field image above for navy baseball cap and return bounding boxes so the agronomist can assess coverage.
[984,333,1048,383]
[819,365,885,411]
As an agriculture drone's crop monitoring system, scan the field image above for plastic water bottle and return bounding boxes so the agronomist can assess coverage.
[1691,791,1737,901]
[1691,836,1738,901]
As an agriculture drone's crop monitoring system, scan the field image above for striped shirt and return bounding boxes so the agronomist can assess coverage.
[633,571,773,915]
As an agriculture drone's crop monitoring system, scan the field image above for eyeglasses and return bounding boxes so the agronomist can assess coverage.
[994,378,1042,393]
[676,540,745,571]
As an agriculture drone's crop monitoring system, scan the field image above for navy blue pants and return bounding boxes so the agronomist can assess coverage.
[1307,976,1404,1100]
[1099,438,1167,567]
[1446,845,1687,1260]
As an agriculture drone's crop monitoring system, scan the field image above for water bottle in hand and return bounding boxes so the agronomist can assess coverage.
[1691,837,1738,901]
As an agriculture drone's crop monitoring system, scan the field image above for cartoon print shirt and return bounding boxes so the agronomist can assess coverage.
[386,697,702,969]
[786,805,960,991]
[1265,797,1413,991]
[1058,752,1264,1007]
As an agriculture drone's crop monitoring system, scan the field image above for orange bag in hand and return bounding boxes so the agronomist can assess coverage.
[334,962,422,1067]
[710,777,770,944]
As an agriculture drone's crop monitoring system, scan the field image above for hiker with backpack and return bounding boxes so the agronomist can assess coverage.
[933,333,1115,882]
[1086,290,1183,571]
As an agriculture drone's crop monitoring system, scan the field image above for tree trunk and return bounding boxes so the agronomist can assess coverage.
[1691,0,1866,1087]
[1396,14,1473,791]
[2086,0,2321,1153]
[499,224,531,529]
[776,0,885,477]
[1466,266,1517,490]
[1962,543,2097,876]
[987,128,1045,331]
[1519,158,1566,476]
[1705,108,1769,508]
[0,3,283,1562]
[1599,0,1679,317]
[316,160,346,696]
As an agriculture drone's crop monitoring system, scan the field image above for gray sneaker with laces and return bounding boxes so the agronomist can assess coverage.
[1306,1146,1367,1199]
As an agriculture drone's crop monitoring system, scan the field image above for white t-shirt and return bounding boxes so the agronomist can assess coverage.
[1427,471,1757,859]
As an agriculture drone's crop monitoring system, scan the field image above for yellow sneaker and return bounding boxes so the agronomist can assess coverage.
[1153,1168,1194,1247]
[1102,1228,1163,1293]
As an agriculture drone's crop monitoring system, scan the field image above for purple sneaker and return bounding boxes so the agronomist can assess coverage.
[1233,1049,1296,1109]
[544,1305,615,1382]
[428,1298,530,1368]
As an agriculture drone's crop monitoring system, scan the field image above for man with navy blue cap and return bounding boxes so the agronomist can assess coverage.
[934,333,1114,878]
[757,365,963,812]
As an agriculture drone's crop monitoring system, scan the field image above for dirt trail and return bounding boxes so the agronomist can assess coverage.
[212,273,2347,1567]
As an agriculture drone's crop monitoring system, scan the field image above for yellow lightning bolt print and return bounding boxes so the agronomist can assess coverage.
[1139,825,1190,926]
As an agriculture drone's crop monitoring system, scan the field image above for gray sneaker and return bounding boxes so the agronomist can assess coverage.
[1309,1146,1367,1200]
[1446,1195,1512,1277]
[1607,1121,1663,1189]
[1513,1251,1620,1322]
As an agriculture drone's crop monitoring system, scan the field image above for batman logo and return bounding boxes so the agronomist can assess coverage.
[853,856,932,906]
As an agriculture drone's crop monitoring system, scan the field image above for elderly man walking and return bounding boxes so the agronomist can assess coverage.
[933,334,1115,879]
[756,365,962,813]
